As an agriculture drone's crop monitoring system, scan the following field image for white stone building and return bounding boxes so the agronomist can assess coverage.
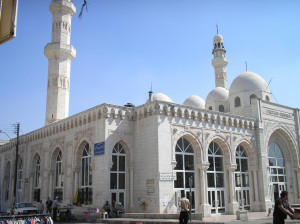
[1,0,300,217]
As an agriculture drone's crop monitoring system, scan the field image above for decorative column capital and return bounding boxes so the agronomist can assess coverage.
[73,167,80,173]
[226,164,237,171]
[250,166,258,172]
[197,163,210,171]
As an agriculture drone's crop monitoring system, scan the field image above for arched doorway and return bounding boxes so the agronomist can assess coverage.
[235,145,250,210]
[174,137,195,211]
[207,141,225,214]
[268,142,287,202]
[110,142,126,208]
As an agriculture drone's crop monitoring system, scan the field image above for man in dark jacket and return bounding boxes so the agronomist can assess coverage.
[273,191,294,224]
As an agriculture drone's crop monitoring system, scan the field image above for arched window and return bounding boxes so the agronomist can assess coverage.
[34,156,41,202]
[80,143,93,205]
[219,105,224,112]
[110,142,126,207]
[17,159,23,202]
[4,162,11,201]
[235,97,241,107]
[174,137,195,211]
[268,142,286,202]
[266,95,270,101]
[209,106,213,110]
[235,145,250,210]
[207,141,225,214]
[54,150,63,200]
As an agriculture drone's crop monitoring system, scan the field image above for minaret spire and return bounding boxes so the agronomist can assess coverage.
[44,0,76,125]
[211,28,228,89]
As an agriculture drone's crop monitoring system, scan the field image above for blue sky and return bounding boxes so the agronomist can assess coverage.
[0,0,299,139]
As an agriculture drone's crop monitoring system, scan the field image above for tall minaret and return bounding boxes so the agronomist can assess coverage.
[211,29,228,89]
[44,0,76,125]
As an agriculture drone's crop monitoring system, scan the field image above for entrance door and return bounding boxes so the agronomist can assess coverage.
[208,189,225,214]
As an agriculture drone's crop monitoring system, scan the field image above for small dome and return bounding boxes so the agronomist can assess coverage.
[229,71,270,95]
[206,87,229,103]
[151,93,172,103]
[183,95,205,109]
[213,34,223,43]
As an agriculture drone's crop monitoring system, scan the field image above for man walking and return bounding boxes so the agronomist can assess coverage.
[273,191,294,224]
[179,193,190,224]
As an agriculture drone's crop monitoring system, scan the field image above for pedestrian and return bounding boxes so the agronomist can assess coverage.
[273,191,294,224]
[178,194,190,224]
[38,200,44,214]
[46,197,53,214]
[52,196,60,221]
[103,201,111,215]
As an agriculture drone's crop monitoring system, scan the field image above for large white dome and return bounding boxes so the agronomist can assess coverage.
[229,71,270,95]
[206,87,229,103]
[183,95,205,109]
[151,93,172,103]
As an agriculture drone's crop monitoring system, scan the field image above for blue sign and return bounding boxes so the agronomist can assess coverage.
[94,142,105,156]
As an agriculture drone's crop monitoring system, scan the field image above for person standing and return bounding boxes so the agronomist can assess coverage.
[52,196,60,221]
[38,200,44,214]
[103,201,111,215]
[45,197,53,214]
[273,191,294,224]
[178,194,190,224]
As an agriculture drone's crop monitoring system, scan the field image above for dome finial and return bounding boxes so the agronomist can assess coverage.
[148,82,153,102]
[245,61,248,71]
[216,24,218,34]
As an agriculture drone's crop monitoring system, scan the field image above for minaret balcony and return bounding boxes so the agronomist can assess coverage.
[44,43,76,60]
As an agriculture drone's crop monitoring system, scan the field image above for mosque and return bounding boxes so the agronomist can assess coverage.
[1,0,300,217]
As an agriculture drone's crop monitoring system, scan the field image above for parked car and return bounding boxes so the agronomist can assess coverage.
[7,202,38,215]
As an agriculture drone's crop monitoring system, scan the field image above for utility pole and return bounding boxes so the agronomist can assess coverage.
[13,123,20,206]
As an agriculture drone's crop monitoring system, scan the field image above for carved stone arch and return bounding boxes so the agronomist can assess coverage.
[239,119,243,128]
[106,133,132,166]
[184,109,189,119]
[83,114,87,124]
[244,120,248,129]
[154,103,160,114]
[265,125,299,167]
[198,112,202,121]
[216,115,221,124]
[97,109,102,119]
[228,117,232,126]
[162,105,168,116]
[79,117,82,126]
[60,123,63,132]
[125,110,131,120]
[211,114,215,123]
[92,111,96,121]
[111,108,116,119]
[206,134,231,164]
[75,118,78,127]
[191,111,195,120]
[103,107,109,118]
[118,109,123,120]
[249,122,253,129]
[144,108,148,117]
[50,146,64,172]
[204,113,209,123]
[177,108,182,118]
[31,152,42,174]
[148,107,153,116]
[173,132,203,163]
[74,139,94,170]
[233,118,238,127]
[222,116,227,125]
[70,120,73,129]
[133,111,138,121]
[232,139,256,166]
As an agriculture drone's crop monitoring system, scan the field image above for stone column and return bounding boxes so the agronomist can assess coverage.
[226,164,239,214]
[49,170,54,198]
[197,163,211,217]
[129,165,134,208]
[251,167,260,211]
[29,173,34,202]
[73,168,80,197]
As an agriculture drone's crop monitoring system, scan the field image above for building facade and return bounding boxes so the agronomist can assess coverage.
[1,0,300,217]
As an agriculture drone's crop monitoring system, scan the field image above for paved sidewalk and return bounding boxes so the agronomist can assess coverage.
[55,212,300,224]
